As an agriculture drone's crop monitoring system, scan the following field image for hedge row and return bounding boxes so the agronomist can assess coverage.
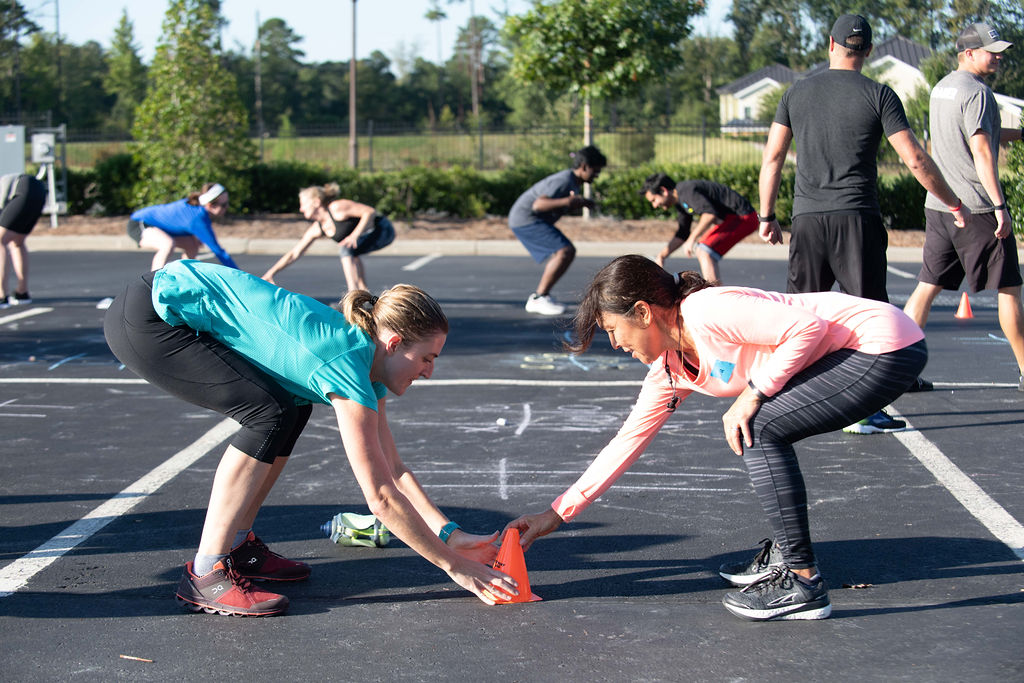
[66,153,958,231]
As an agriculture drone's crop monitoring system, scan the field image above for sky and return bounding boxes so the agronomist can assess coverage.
[31,0,731,66]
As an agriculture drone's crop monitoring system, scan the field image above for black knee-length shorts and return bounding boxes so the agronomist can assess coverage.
[103,273,312,463]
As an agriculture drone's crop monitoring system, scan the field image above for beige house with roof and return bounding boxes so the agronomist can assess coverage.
[717,35,1022,134]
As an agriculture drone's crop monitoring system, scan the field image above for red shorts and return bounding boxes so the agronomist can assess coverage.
[701,212,758,257]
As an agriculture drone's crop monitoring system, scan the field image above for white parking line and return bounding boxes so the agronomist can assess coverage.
[0,418,238,599]
[886,265,917,279]
[402,253,443,271]
[0,307,53,325]
[889,408,1024,562]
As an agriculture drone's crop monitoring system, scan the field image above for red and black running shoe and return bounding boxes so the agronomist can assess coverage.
[229,531,312,582]
[175,557,288,617]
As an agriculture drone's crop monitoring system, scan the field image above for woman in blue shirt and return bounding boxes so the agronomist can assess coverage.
[128,183,238,271]
[104,260,517,616]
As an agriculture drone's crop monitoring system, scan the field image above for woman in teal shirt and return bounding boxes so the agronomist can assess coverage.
[104,260,518,616]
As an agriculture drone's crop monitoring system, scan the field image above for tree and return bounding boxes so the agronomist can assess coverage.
[503,0,699,145]
[424,1,447,64]
[0,0,40,118]
[132,0,254,206]
[255,18,305,135]
[20,35,109,130]
[102,10,147,135]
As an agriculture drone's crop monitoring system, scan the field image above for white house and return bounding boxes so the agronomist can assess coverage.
[717,35,1022,134]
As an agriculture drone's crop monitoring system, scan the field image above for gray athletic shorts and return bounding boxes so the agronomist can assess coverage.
[919,209,1022,293]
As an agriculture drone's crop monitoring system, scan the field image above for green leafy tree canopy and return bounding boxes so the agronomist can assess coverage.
[131,0,254,206]
[503,0,700,101]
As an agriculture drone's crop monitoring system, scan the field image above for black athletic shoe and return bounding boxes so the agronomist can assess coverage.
[842,409,906,434]
[229,532,311,582]
[904,376,934,393]
[9,291,31,306]
[722,566,831,621]
[718,538,784,587]
[175,557,288,617]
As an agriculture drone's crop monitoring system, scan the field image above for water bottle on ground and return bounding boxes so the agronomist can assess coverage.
[321,512,390,547]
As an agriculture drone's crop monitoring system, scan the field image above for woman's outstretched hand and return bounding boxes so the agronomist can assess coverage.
[446,529,500,564]
[445,557,519,605]
[504,508,563,551]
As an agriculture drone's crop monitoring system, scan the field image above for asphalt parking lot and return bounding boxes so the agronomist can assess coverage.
[1,247,1022,681]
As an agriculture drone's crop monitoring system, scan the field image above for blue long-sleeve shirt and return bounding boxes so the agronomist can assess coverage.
[131,199,238,269]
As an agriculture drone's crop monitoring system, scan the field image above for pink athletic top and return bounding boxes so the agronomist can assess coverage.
[551,287,924,521]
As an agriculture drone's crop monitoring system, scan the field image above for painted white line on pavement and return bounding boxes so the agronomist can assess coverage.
[0,378,148,384]
[0,307,53,325]
[402,253,443,271]
[886,265,917,279]
[1,377,1018,392]
[0,418,238,599]
[889,409,1024,562]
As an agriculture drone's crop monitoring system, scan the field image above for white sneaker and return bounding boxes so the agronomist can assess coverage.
[525,293,565,316]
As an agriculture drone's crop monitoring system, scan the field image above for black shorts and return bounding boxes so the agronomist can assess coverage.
[103,273,312,463]
[787,213,889,302]
[919,209,1023,293]
[1,175,47,235]
[126,219,144,246]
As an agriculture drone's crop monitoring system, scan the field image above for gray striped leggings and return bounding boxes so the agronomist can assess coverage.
[743,339,927,569]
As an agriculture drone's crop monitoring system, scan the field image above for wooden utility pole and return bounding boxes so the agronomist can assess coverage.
[349,0,358,169]
[254,12,264,161]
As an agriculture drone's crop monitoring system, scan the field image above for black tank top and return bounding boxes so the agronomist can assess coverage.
[319,214,362,243]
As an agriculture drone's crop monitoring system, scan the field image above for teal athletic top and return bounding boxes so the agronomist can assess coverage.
[150,260,387,409]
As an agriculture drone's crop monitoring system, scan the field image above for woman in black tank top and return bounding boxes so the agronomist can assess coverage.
[261,182,395,291]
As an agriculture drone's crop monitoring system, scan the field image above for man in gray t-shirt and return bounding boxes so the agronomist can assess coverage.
[508,145,606,316]
[903,22,1024,392]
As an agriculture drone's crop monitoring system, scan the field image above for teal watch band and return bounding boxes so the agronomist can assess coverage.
[439,521,460,542]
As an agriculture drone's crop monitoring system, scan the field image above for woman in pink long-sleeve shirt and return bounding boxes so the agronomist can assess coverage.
[507,255,926,622]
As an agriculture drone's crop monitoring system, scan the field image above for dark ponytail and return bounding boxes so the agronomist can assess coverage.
[566,255,713,354]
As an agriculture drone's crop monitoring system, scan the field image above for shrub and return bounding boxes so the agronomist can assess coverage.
[91,153,140,214]
[1005,141,1024,236]
[878,173,926,231]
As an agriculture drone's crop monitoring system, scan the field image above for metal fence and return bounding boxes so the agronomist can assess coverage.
[61,123,768,171]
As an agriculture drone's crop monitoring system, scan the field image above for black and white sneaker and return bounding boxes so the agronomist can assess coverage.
[718,538,784,586]
[904,376,934,393]
[9,291,31,306]
[722,566,831,621]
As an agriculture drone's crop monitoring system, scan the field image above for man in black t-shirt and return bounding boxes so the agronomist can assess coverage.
[758,15,968,434]
[641,173,758,282]
[759,14,966,302]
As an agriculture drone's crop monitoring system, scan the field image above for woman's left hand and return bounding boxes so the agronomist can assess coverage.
[722,390,763,456]
[445,529,500,564]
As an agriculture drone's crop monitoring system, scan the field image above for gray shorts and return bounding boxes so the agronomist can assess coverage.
[919,209,1022,293]
[510,220,573,263]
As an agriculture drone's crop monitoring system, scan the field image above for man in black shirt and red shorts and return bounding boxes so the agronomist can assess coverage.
[641,173,758,282]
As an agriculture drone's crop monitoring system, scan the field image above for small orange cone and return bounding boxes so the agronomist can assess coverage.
[955,292,973,319]
[490,528,542,604]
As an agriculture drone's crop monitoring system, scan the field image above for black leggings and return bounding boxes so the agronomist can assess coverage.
[103,273,312,463]
[744,340,927,569]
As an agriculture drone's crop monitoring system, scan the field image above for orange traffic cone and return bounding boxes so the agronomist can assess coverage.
[489,528,542,604]
[955,292,973,319]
